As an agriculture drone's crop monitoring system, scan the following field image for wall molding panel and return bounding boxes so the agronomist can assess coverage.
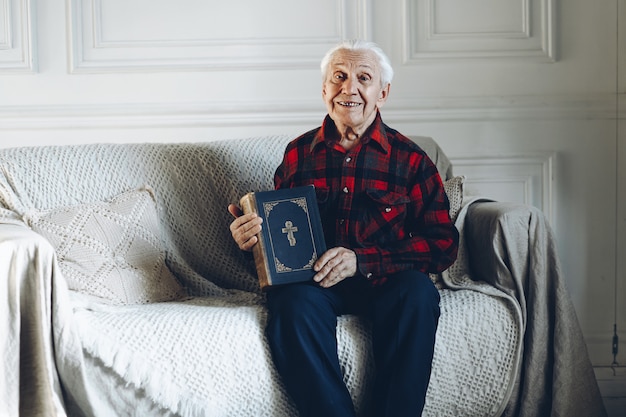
[450,153,555,222]
[68,0,372,73]
[0,0,36,72]
[0,0,9,50]
[403,0,557,62]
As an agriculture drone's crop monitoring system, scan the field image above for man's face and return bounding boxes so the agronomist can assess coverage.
[322,49,390,136]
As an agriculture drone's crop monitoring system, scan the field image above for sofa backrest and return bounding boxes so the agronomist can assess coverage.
[0,135,452,294]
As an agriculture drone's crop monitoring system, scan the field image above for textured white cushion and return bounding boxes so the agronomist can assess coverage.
[444,175,464,223]
[24,187,186,304]
[430,175,465,285]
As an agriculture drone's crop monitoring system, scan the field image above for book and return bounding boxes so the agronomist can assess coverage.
[239,185,327,290]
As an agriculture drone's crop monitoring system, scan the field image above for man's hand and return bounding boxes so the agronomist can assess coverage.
[228,204,263,251]
[313,247,357,288]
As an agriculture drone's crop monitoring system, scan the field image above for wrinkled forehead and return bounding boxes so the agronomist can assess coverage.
[328,49,380,75]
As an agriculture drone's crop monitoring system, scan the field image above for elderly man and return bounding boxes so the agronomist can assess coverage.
[228,39,458,417]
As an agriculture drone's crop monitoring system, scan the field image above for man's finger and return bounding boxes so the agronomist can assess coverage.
[228,204,243,218]
[313,247,357,287]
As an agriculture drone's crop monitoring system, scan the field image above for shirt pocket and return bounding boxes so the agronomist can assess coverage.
[314,186,330,205]
[357,189,411,245]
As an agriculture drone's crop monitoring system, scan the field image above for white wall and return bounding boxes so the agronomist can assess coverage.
[1,0,624,365]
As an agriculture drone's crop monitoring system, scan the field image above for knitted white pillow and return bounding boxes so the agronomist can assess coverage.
[24,187,186,304]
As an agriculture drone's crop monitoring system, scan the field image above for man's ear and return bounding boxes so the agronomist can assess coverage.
[377,83,391,108]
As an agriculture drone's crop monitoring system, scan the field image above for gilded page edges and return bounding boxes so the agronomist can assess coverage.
[240,192,273,289]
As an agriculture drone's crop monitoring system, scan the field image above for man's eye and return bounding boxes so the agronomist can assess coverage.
[359,75,371,82]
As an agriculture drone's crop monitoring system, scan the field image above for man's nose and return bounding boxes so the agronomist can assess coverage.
[342,77,358,94]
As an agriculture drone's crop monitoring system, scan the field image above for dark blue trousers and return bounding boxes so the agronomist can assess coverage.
[265,270,440,417]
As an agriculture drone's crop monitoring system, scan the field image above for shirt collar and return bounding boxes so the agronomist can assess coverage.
[310,111,390,154]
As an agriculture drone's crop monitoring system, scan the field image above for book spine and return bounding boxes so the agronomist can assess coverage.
[239,193,272,289]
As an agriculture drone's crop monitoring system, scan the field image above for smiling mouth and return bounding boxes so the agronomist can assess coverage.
[338,101,361,108]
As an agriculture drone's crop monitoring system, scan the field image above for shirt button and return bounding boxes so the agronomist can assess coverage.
[346,157,352,163]
[343,186,349,194]
[366,273,373,279]
[339,219,345,225]
[385,207,392,213]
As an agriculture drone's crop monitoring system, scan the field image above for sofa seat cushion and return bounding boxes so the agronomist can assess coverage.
[67,287,520,417]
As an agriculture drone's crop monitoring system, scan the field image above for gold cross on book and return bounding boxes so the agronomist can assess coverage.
[282,221,298,246]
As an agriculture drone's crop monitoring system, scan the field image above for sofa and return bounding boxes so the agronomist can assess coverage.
[0,135,605,417]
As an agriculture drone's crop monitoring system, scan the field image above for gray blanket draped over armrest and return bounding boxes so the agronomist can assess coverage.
[464,201,606,417]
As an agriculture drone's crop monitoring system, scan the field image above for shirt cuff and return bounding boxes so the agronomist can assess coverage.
[353,247,381,280]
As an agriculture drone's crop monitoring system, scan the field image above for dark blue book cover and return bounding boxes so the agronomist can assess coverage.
[240,185,327,289]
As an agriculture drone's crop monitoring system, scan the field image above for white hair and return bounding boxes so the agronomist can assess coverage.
[320,39,394,87]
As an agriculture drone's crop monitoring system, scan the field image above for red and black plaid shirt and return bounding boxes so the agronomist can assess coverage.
[274,112,459,286]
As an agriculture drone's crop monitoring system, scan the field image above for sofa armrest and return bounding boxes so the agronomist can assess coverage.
[463,201,608,417]
[0,223,68,416]
[464,201,538,312]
